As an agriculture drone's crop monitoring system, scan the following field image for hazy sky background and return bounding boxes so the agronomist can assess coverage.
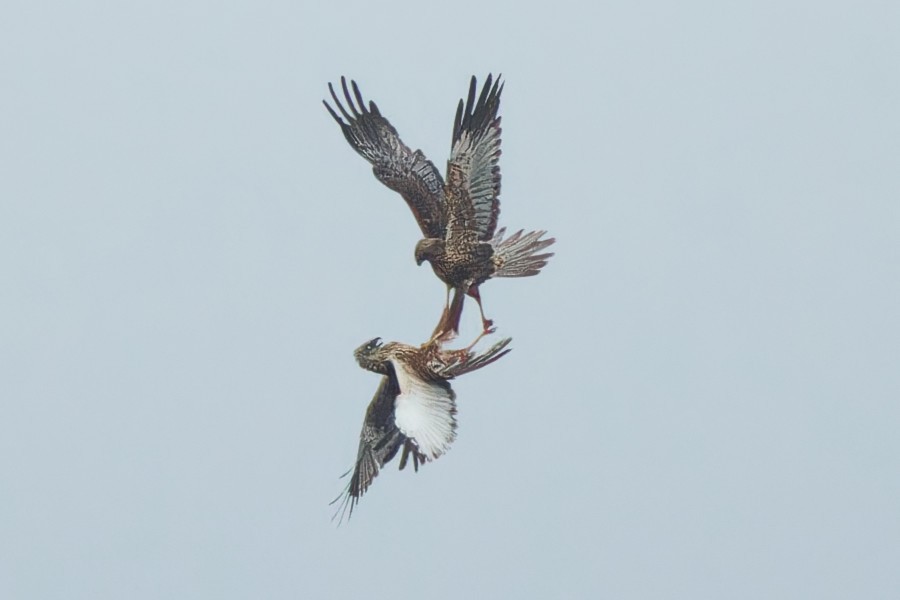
[2,1,898,598]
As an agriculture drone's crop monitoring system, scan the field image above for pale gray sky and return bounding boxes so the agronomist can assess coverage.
[2,1,899,598]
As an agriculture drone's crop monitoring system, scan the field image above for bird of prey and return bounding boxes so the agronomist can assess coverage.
[332,335,512,523]
[324,74,555,340]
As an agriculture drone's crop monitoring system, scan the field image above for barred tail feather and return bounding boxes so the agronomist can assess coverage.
[491,227,555,277]
[446,337,513,377]
[435,337,512,379]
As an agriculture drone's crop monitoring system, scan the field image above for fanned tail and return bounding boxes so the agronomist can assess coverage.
[439,337,513,378]
[491,227,555,277]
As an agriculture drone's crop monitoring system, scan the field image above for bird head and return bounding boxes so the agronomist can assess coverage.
[354,337,388,373]
[414,238,444,266]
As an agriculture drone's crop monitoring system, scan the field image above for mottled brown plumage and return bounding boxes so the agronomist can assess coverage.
[324,75,554,339]
[332,335,512,523]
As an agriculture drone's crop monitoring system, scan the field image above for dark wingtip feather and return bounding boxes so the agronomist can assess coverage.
[476,73,492,109]
[453,73,504,145]
[327,81,354,122]
[351,80,368,115]
[341,77,360,117]
[452,98,464,148]
[329,479,356,525]
[323,99,343,125]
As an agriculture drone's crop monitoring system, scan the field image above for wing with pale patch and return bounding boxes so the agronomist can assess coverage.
[391,358,458,460]
[324,77,447,238]
[445,74,503,243]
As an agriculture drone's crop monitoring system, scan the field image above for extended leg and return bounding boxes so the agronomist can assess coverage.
[467,285,494,333]
[463,327,495,353]
[429,286,464,343]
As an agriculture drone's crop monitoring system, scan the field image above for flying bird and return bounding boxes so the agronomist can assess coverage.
[324,74,555,340]
[332,335,512,523]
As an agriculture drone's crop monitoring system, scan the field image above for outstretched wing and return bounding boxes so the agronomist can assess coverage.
[332,371,431,524]
[332,375,406,524]
[324,77,447,238]
[444,74,504,243]
[390,358,458,460]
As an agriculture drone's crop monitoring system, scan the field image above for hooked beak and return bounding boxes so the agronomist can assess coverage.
[355,337,382,358]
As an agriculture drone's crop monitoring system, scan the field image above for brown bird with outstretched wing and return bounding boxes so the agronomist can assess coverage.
[324,75,554,340]
[332,335,512,523]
